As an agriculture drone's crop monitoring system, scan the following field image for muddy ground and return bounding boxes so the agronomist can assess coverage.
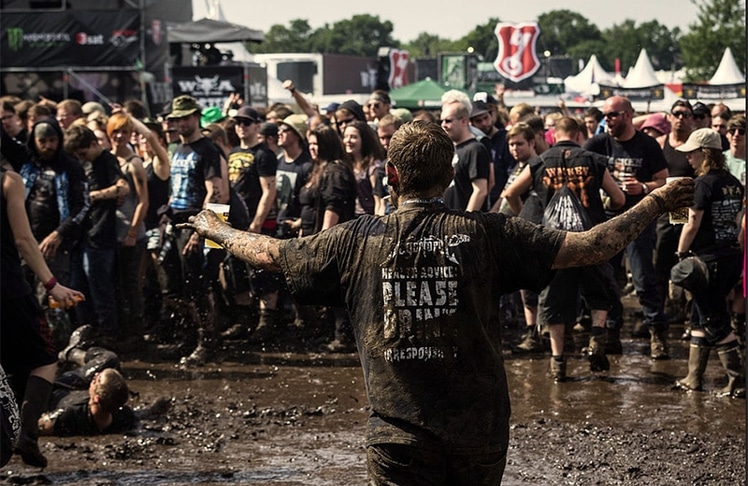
[1,296,745,485]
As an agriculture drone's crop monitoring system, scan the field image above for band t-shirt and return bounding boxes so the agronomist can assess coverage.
[584,131,668,211]
[169,138,222,215]
[228,143,277,220]
[691,170,744,258]
[279,202,564,453]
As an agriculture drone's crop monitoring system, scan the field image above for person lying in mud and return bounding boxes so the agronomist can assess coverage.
[39,325,170,437]
[179,121,694,484]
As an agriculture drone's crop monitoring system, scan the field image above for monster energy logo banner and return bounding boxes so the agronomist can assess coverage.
[7,28,23,51]
[2,11,140,68]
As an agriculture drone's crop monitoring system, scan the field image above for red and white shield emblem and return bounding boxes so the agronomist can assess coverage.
[493,22,541,83]
[388,49,410,90]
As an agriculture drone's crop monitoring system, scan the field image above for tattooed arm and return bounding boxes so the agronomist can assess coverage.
[552,178,694,269]
[177,209,282,271]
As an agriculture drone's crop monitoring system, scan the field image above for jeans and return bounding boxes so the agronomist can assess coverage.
[117,240,145,330]
[71,243,118,336]
[626,221,667,328]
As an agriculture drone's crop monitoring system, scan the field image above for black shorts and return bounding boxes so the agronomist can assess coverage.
[1,293,57,376]
[538,263,618,326]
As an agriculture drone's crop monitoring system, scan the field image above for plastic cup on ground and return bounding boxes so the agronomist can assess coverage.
[204,203,230,248]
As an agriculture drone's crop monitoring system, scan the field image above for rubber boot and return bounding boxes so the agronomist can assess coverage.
[731,313,746,349]
[549,356,566,383]
[674,340,710,391]
[515,325,543,353]
[649,327,669,360]
[605,327,623,355]
[585,329,610,372]
[181,324,219,367]
[248,308,281,346]
[14,375,52,468]
[715,343,746,398]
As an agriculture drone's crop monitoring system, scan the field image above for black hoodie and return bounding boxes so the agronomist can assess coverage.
[20,117,88,247]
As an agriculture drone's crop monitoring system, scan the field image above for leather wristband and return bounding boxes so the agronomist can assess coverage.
[44,276,58,291]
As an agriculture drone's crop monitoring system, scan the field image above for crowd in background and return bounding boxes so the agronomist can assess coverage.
[0,84,744,378]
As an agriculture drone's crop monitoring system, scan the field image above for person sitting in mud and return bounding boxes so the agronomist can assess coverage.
[178,121,694,484]
[38,326,170,437]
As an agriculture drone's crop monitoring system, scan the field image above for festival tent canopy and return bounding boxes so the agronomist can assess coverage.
[622,49,661,88]
[564,54,615,95]
[167,18,264,44]
[709,47,745,85]
[389,78,463,109]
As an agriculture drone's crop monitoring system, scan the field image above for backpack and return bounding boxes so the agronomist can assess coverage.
[541,151,593,232]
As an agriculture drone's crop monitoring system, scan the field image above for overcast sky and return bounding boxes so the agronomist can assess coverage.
[193,0,701,43]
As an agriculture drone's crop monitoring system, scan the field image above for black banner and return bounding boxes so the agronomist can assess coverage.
[1,11,141,69]
[172,66,244,109]
[596,84,665,101]
[681,83,746,100]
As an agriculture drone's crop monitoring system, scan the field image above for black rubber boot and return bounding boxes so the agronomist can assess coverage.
[549,356,567,383]
[715,343,746,398]
[605,327,623,355]
[14,375,53,468]
[674,339,710,391]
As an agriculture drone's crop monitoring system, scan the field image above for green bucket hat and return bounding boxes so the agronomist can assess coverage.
[201,106,225,127]
[167,95,201,119]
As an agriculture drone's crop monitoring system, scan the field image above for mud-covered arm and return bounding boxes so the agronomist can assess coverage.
[177,209,282,271]
[553,178,694,269]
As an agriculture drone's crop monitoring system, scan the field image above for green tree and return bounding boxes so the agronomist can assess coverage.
[680,0,746,81]
[402,32,457,58]
[598,20,681,74]
[247,19,314,54]
[459,18,501,61]
[310,15,399,57]
[536,10,602,58]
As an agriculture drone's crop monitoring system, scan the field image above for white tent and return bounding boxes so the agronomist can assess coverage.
[709,47,745,85]
[623,49,660,88]
[564,54,615,95]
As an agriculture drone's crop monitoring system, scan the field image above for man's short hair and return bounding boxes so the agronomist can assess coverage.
[57,99,83,117]
[518,114,545,135]
[387,121,454,196]
[64,124,97,153]
[96,368,129,413]
[554,117,583,138]
[584,107,603,122]
[368,89,391,105]
[377,113,403,131]
[441,90,472,119]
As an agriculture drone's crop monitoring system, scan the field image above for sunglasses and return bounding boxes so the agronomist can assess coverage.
[336,117,355,125]
[730,127,746,136]
[367,103,381,109]
[693,113,707,120]
[603,110,623,119]
[235,118,256,127]
[671,111,692,119]
[440,117,460,124]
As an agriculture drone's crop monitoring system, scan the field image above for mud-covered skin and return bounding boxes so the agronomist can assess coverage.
[554,178,694,269]
[181,177,694,276]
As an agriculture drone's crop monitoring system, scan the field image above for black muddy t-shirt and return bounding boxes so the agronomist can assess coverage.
[279,202,564,453]
[47,390,135,436]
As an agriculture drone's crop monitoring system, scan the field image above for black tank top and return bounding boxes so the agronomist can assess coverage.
[144,162,170,230]
[1,169,32,299]
[663,136,696,178]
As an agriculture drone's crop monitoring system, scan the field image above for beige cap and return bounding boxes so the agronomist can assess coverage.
[675,127,723,152]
